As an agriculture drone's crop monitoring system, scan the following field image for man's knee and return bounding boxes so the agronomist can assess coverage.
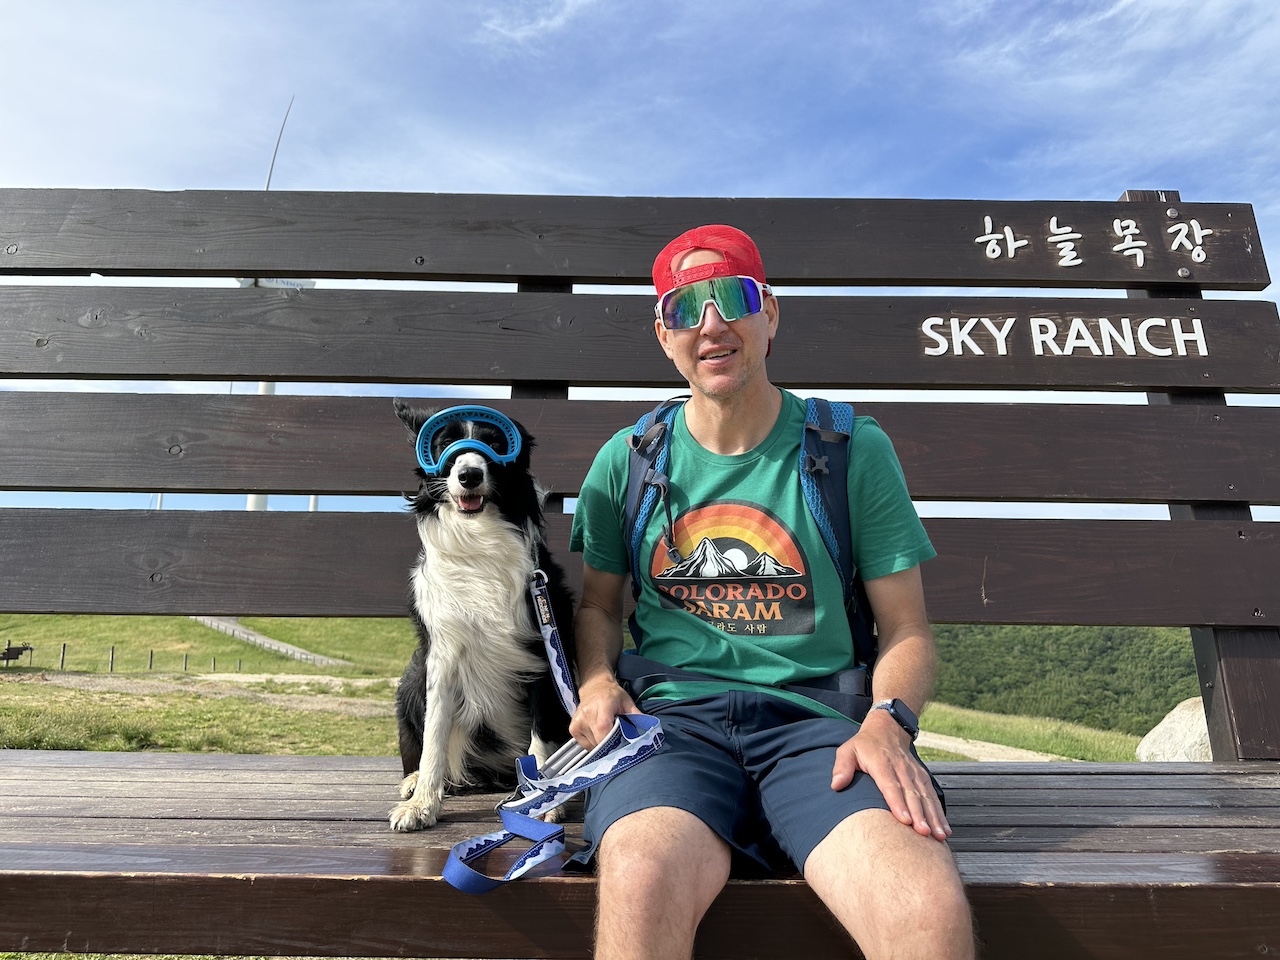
[804,810,974,959]
[597,805,731,891]
[593,807,733,960]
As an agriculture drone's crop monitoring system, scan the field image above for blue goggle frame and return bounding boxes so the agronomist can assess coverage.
[415,405,523,477]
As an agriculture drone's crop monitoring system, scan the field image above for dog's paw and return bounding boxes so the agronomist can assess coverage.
[389,798,440,832]
[398,772,419,800]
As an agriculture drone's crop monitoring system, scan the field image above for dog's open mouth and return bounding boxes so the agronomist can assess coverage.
[456,494,486,513]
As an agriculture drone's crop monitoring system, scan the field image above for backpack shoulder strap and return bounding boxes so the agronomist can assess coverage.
[801,398,877,669]
[624,397,685,598]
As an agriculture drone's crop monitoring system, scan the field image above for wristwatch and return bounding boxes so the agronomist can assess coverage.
[870,698,919,740]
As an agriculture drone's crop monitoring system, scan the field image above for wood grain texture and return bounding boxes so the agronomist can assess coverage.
[2,286,1276,390]
[2,393,1278,504]
[1,753,1278,960]
[0,511,1276,625]
[0,190,1268,288]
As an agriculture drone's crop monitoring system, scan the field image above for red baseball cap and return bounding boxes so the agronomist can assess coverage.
[652,224,767,298]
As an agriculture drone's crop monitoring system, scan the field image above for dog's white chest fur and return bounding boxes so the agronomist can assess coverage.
[411,508,545,728]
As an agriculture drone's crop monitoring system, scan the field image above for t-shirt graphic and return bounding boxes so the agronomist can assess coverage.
[648,500,815,636]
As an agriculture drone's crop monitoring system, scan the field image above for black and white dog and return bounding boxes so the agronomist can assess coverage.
[389,400,576,832]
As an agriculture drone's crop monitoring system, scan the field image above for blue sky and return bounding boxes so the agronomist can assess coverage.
[1,0,1277,518]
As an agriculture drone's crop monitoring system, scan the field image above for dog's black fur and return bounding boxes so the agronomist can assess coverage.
[389,400,575,832]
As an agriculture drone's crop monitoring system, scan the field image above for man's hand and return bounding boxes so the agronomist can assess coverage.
[570,673,641,750]
[831,708,951,842]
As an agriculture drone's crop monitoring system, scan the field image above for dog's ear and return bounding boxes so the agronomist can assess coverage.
[515,421,535,467]
[393,398,435,439]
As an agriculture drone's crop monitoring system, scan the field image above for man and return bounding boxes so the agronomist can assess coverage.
[569,224,974,960]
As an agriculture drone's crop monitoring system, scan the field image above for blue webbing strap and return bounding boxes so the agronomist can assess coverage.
[442,572,665,895]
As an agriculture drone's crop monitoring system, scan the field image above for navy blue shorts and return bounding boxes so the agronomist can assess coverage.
[568,690,941,876]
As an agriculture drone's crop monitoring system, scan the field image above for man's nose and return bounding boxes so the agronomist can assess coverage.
[700,303,731,333]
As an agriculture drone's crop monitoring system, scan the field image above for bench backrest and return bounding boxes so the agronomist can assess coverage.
[1,188,1276,757]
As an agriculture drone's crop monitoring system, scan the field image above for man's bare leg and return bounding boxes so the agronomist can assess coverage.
[804,808,974,960]
[594,805,732,960]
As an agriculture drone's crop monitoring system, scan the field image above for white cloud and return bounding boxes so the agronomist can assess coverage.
[480,0,603,43]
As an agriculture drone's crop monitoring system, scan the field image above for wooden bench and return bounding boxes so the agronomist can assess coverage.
[1,188,1278,959]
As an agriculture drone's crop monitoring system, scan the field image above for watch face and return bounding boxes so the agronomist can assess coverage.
[888,699,919,736]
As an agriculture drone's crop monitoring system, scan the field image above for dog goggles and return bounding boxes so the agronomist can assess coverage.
[655,275,772,330]
[415,405,522,476]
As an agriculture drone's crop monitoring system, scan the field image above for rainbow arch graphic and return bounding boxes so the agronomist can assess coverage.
[651,500,805,577]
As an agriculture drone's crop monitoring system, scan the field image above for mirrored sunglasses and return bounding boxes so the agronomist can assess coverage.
[656,275,772,330]
[415,405,522,476]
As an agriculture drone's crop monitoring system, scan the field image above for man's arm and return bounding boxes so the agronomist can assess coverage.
[568,562,641,749]
[830,565,951,841]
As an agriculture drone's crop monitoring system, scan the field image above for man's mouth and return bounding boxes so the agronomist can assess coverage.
[700,346,737,362]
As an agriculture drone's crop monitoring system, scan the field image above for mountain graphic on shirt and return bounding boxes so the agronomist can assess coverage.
[657,536,801,579]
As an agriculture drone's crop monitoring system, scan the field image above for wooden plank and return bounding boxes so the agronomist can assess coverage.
[0,190,1267,288]
[2,856,1279,959]
[7,818,1277,855]
[2,285,1277,390]
[6,776,1275,811]
[921,518,1280,627]
[1,511,1277,624]
[2,394,1279,504]
[4,794,1276,828]
[1,754,1277,959]
[945,827,1280,854]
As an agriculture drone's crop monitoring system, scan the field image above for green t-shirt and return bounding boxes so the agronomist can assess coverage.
[570,389,935,719]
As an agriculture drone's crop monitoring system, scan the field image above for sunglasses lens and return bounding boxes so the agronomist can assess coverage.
[659,277,764,330]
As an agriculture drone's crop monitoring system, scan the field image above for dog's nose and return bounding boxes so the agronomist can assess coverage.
[458,466,484,489]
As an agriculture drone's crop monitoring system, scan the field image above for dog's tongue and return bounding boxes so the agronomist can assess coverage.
[459,495,485,513]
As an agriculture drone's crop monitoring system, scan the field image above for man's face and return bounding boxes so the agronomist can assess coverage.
[654,249,778,402]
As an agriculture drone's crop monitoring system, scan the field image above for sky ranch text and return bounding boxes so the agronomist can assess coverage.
[921,316,1209,357]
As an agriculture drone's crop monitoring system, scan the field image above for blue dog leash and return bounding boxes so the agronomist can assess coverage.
[442,570,664,894]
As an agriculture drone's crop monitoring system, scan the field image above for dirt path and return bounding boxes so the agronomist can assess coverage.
[7,671,1066,760]
[917,730,1066,762]
[7,671,397,719]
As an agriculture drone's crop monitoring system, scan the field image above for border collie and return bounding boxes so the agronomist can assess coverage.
[389,400,575,832]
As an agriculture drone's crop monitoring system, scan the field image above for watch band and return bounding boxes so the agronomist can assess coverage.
[871,698,919,740]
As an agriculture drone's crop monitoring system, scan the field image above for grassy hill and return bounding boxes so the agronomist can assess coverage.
[932,623,1199,737]
[1,615,1191,756]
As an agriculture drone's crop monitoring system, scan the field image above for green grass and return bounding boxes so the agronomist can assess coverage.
[239,617,418,676]
[1,614,1144,762]
[921,701,1139,762]
[915,746,971,763]
[0,678,398,754]
[0,614,417,677]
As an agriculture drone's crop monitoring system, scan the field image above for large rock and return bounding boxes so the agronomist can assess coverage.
[1137,697,1212,761]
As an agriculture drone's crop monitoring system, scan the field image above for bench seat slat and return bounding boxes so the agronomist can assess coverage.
[1,752,1278,960]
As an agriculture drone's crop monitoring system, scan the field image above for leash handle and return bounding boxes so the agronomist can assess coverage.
[442,714,664,894]
[530,569,579,716]
[442,573,666,894]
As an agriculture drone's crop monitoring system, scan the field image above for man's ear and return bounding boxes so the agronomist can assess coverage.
[654,317,677,361]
